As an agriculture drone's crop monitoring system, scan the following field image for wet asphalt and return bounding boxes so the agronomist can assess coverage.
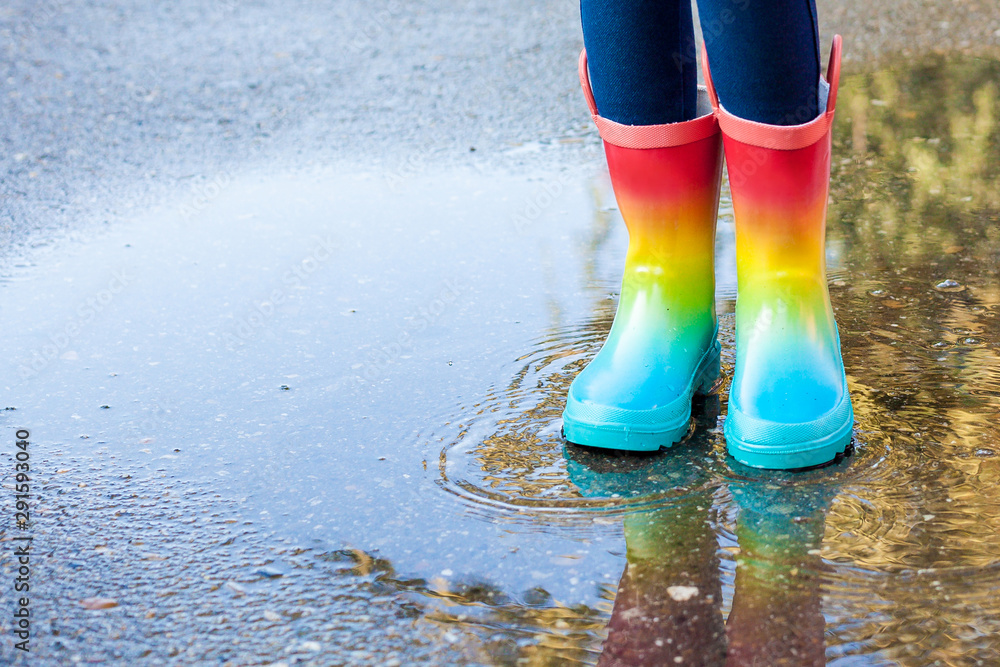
[2,1,1000,665]
[4,0,999,254]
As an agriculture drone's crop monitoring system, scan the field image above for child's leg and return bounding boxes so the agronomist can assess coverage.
[697,0,854,468]
[563,1,724,451]
[697,0,821,124]
[580,0,697,125]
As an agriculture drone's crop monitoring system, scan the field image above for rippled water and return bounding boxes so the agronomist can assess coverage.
[4,54,1000,665]
[425,54,1000,664]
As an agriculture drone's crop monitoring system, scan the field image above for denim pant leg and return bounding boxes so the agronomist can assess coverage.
[580,0,698,125]
[696,0,822,125]
[580,0,822,127]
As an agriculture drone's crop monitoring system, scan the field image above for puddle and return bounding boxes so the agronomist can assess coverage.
[3,53,1000,664]
[430,53,1000,664]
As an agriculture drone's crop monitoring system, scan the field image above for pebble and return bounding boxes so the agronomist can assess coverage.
[935,278,963,291]
[666,586,699,602]
[225,582,247,595]
[80,597,118,610]
[256,566,284,578]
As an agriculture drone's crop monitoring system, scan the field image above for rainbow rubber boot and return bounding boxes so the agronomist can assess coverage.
[704,36,854,469]
[562,50,724,452]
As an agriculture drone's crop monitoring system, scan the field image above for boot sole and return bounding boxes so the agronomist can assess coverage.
[724,387,854,470]
[562,341,721,452]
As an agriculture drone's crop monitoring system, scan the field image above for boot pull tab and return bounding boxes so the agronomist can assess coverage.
[826,35,842,114]
[700,43,720,112]
[577,48,720,148]
[701,37,840,115]
[578,49,599,117]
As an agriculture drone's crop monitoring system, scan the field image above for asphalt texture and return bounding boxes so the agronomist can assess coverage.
[3,0,999,258]
[2,1,1000,665]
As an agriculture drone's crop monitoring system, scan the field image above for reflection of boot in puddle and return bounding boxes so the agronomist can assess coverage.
[725,482,833,666]
[563,440,725,665]
[599,496,726,666]
[564,394,720,500]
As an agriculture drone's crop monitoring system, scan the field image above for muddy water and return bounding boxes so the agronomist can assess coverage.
[2,55,999,664]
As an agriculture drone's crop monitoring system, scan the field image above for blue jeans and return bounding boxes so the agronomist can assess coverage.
[581,0,821,126]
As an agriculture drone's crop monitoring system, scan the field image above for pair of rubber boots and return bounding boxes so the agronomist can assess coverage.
[563,37,854,470]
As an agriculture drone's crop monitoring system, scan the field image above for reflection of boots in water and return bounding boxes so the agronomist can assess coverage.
[725,482,833,666]
[599,495,725,667]
[563,408,723,666]
[564,414,833,664]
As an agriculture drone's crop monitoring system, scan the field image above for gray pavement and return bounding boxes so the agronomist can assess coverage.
[3,0,999,259]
